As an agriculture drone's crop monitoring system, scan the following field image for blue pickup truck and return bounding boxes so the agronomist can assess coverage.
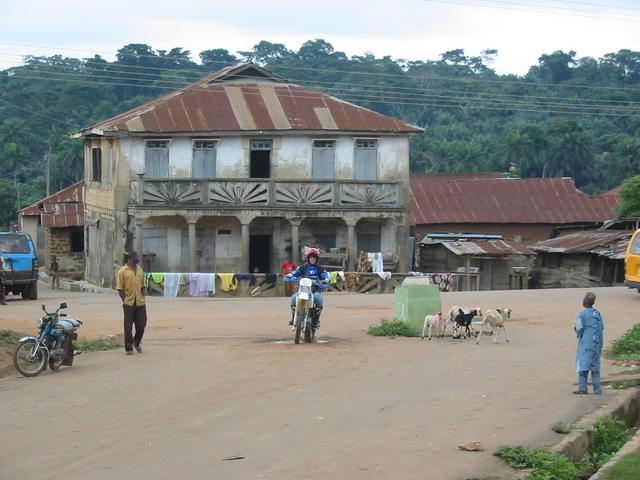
[0,232,38,300]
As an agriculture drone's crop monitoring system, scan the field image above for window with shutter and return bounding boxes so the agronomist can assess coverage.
[357,223,381,253]
[192,140,217,178]
[354,139,378,180]
[312,140,335,179]
[144,140,170,178]
[91,147,102,183]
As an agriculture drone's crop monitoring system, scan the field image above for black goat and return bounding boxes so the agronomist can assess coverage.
[453,308,480,339]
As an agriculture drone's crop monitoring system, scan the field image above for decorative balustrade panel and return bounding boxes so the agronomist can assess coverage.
[143,181,203,206]
[339,182,399,207]
[275,182,334,206]
[132,179,402,209]
[209,181,269,206]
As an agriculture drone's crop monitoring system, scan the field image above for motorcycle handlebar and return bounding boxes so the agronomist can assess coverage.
[283,276,329,289]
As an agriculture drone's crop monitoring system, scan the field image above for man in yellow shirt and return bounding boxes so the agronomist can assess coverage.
[116,251,147,355]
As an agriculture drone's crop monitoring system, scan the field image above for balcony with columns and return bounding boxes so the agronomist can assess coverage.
[129,175,410,273]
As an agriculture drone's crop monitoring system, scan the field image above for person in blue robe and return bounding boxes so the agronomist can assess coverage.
[574,292,604,395]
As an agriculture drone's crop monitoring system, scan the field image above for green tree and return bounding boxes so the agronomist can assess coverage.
[617,175,640,217]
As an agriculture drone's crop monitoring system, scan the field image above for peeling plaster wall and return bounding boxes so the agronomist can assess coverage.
[117,134,410,181]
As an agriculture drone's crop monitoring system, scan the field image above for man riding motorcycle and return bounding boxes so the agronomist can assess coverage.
[287,248,329,329]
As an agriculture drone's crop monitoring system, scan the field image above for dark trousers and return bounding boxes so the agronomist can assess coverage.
[123,305,147,351]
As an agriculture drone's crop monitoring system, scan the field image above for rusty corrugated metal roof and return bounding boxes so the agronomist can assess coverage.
[531,230,631,259]
[435,239,535,257]
[410,175,618,226]
[19,182,84,228]
[81,63,422,135]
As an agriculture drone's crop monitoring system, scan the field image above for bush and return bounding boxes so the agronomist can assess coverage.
[495,445,579,480]
[367,319,417,337]
[586,416,631,471]
[610,324,640,363]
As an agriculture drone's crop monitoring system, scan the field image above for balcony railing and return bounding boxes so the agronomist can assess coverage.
[130,177,403,209]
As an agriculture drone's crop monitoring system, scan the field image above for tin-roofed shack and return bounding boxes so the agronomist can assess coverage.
[418,233,535,291]
[530,230,631,288]
[410,174,618,243]
[18,182,85,280]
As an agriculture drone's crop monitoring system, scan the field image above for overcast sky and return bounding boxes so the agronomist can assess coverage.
[1,0,639,75]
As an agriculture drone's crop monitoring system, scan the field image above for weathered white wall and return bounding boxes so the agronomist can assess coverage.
[117,135,410,181]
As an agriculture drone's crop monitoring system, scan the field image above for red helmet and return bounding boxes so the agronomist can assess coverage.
[306,247,320,262]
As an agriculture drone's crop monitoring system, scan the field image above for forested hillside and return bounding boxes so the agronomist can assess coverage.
[1,39,640,226]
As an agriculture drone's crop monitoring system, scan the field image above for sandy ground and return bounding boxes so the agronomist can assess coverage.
[0,285,639,480]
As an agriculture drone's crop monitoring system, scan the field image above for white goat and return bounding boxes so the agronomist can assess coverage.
[476,308,512,344]
[421,311,444,340]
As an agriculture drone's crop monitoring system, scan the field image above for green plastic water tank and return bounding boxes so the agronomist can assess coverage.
[394,278,442,333]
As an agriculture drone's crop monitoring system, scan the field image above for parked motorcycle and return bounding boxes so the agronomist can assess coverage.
[13,302,83,377]
[285,276,328,344]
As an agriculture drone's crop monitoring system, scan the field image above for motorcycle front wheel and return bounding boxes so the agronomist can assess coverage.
[14,339,48,377]
[294,310,305,344]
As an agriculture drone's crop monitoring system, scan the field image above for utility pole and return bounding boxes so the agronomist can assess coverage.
[14,172,20,212]
[46,124,53,196]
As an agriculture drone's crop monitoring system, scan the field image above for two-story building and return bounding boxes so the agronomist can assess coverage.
[75,63,420,287]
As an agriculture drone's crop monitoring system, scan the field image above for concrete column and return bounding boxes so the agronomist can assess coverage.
[136,173,145,206]
[291,224,299,264]
[188,220,197,273]
[347,222,357,271]
[397,222,409,273]
[135,217,144,257]
[290,219,301,264]
[241,222,250,273]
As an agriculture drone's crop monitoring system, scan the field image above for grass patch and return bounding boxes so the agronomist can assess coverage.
[0,330,19,345]
[610,324,640,363]
[599,449,640,480]
[494,445,579,480]
[75,337,122,352]
[551,422,571,434]
[611,379,637,390]
[367,319,417,337]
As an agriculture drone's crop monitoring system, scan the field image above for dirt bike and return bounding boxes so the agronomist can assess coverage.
[285,276,328,344]
[13,302,83,377]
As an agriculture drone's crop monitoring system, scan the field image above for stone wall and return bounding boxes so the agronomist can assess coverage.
[45,228,85,280]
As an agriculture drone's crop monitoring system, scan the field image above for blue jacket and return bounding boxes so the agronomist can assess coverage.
[575,308,604,372]
[291,263,329,284]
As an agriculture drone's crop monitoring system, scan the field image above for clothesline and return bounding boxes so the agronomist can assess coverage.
[144,271,456,298]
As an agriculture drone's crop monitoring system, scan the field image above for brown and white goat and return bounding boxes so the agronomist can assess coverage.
[476,308,512,344]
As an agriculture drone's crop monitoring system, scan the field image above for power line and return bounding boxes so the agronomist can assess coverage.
[421,0,640,22]
[2,56,638,108]
[4,70,639,118]
[3,66,639,114]
[2,41,640,92]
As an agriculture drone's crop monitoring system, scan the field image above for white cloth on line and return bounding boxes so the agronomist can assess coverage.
[163,273,181,298]
[208,273,216,295]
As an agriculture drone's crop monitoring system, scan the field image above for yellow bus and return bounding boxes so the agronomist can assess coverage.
[625,229,640,291]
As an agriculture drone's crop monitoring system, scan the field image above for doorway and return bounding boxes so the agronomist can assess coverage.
[250,235,272,273]
[250,139,272,178]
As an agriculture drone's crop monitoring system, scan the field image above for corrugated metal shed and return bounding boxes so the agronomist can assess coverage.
[410,175,618,225]
[531,230,631,259]
[19,182,84,228]
[79,63,422,135]
[427,239,535,257]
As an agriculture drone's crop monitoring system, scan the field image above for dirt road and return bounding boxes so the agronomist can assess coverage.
[1,286,638,480]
